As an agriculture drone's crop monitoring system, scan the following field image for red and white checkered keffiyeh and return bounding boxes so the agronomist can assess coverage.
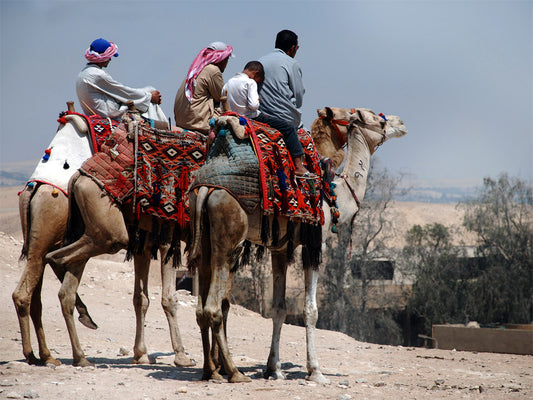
[185,43,233,102]
[85,42,119,63]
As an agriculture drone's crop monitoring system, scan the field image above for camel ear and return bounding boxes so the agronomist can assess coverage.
[316,108,326,118]
[325,107,334,121]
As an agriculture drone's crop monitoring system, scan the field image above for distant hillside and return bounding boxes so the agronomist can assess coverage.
[0,159,477,203]
[0,160,35,187]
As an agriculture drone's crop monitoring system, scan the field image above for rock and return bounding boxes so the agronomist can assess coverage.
[338,379,350,387]
[176,387,187,393]
[337,395,352,400]
[118,347,130,356]
[23,389,39,398]
[6,392,22,399]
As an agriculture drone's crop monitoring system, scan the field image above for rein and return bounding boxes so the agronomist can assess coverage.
[319,108,355,147]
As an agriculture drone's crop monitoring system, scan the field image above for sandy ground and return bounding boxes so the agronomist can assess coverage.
[0,187,532,400]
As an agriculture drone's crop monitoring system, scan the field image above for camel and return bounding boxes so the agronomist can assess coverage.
[44,113,200,368]
[188,108,407,383]
[12,110,100,366]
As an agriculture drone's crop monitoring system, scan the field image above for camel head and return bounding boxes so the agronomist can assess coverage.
[310,107,358,169]
[347,109,407,154]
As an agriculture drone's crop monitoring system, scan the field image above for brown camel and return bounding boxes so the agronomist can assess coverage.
[188,108,407,383]
[12,113,99,366]
[44,113,200,368]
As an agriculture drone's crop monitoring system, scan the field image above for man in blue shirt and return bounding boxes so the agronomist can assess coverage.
[259,30,313,178]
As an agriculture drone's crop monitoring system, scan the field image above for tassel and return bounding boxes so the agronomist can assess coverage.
[177,169,189,190]
[239,240,252,268]
[42,148,52,161]
[271,215,280,247]
[261,214,270,245]
[63,160,70,169]
[286,219,295,263]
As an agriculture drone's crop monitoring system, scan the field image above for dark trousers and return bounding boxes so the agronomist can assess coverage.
[253,113,304,157]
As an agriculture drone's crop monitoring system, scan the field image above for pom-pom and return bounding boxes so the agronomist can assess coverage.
[331,225,338,233]
[209,118,216,128]
[218,128,227,137]
[28,182,35,189]
[63,160,70,169]
[239,116,247,125]
[42,148,51,161]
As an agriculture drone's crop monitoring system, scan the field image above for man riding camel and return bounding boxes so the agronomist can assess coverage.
[76,38,166,122]
[173,41,234,135]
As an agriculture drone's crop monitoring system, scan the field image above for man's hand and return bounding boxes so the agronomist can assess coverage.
[151,90,162,104]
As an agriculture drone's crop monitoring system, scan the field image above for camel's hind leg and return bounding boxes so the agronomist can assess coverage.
[12,186,66,366]
[195,223,220,380]
[202,190,250,383]
[159,240,194,367]
[265,251,288,379]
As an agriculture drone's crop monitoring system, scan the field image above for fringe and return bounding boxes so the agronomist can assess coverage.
[286,219,295,263]
[261,214,270,245]
[149,217,160,259]
[239,240,252,268]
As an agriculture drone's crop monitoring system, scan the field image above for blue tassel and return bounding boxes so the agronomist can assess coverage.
[28,182,35,189]
[276,169,287,190]
[42,153,50,161]
[209,118,216,128]
[218,128,227,137]
[239,116,247,125]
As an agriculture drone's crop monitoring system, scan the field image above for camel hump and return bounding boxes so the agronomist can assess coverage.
[64,114,90,135]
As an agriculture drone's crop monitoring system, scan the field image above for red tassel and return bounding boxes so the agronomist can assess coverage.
[177,169,189,190]
[57,116,67,125]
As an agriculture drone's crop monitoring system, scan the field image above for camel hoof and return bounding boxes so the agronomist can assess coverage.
[132,354,152,365]
[78,314,98,330]
[25,352,44,366]
[229,371,252,383]
[74,358,94,368]
[203,371,224,381]
[306,371,329,384]
[264,368,286,380]
[174,353,195,367]
[42,356,61,366]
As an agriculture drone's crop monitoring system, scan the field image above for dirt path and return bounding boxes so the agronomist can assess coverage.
[0,230,531,400]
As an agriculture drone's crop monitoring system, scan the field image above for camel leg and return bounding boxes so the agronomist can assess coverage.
[303,267,329,384]
[132,251,152,364]
[202,191,250,383]
[265,251,288,380]
[195,230,221,380]
[58,260,92,366]
[159,242,194,367]
[48,262,97,330]
[13,187,65,366]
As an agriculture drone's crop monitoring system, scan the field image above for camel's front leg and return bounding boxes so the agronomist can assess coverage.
[303,267,328,384]
[58,260,92,366]
[159,242,194,367]
[265,251,288,380]
[132,251,151,364]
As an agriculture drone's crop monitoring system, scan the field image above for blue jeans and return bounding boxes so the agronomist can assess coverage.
[253,113,304,157]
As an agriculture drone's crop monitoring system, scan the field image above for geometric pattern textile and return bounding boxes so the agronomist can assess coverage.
[134,119,207,229]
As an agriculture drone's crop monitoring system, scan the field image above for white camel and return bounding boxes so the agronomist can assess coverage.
[188,108,407,383]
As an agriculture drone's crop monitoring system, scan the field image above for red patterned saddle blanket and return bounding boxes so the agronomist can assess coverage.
[57,111,119,152]
[79,113,207,228]
[192,113,324,226]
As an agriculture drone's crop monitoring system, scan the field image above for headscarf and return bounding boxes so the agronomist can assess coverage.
[185,42,233,102]
[85,38,119,63]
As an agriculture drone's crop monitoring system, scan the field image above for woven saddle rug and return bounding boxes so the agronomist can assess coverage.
[191,114,324,226]
[80,113,207,229]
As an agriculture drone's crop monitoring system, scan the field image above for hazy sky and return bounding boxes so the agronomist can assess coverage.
[1,0,531,188]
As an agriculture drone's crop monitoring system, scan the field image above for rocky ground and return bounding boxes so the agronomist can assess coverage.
[0,187,531,399]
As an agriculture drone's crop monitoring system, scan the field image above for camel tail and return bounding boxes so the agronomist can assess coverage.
[63,172,85,247]
[188,186,209,265]
[18,183,37,260]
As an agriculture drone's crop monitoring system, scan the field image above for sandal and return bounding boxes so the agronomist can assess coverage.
[295,171,319,179]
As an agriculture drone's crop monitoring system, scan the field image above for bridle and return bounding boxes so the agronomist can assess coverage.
[318,108,355,147]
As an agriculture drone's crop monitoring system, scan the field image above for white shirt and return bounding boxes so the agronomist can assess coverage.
[222,72,260,118]
[76,64,154,119]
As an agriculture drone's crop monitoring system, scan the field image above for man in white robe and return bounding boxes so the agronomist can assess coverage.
[76,38,166,122]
